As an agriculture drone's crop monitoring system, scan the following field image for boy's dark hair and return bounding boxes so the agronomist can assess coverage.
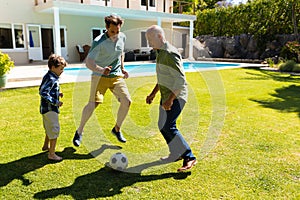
[48,54,67,69]
[105,14,124,27]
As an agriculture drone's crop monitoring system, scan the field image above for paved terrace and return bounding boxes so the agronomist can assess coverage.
[2,60,266,90]
[5,63,87,89]
[3,61,155,89]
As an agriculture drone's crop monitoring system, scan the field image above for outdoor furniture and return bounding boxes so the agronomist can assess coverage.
[76,44,90,62]
[134,52,151,61]
[150,49,156,60]
[124,49,156,61]
[132,49,151,61]
[124,51,135,61]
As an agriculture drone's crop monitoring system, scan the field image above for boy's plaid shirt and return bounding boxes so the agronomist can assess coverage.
[39,70,60,114]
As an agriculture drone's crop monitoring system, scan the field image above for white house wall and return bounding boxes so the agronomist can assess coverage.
[1,1,53,64]
[0,0,195,64]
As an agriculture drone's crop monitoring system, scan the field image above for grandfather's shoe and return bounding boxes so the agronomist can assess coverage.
[111,127,126,143]
[177,158,197,172]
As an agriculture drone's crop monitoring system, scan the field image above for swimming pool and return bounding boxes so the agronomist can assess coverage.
[63,61,243,77]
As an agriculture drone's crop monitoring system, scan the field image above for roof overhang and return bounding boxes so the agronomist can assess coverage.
[35,1,196,23]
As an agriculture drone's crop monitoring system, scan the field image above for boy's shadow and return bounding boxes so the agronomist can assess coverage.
[34,160,191,199]
[0,144,121,187]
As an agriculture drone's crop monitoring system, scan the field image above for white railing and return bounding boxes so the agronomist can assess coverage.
[34,0,173,13]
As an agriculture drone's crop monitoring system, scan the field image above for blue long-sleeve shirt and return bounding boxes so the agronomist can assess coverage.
[39,70,60,114]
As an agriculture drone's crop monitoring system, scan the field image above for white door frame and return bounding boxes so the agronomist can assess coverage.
[27,24,43,61]
[53,26,68,61]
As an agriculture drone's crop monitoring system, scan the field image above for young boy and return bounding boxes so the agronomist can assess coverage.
[39,54,66,161]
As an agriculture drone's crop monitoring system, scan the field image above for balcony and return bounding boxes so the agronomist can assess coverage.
[34,0,196,23]
[34,0,173,13]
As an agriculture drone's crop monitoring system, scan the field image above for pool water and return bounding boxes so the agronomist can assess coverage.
[63,61,242,77]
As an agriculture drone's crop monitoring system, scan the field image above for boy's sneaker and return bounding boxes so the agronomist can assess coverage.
[73,131,82,147]
[111,127,126,143]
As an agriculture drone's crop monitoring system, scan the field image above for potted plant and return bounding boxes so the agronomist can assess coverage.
[0,51,14,88]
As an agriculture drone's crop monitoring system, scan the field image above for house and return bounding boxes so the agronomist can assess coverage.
[0,0,196,65]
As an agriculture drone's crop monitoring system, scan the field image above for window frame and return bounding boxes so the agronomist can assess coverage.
[0,23,26,51]
[0,23,25,50]
[149,0,155,7]
[141,0,156,11]
[91,27,106,41]
[141,31,149,48]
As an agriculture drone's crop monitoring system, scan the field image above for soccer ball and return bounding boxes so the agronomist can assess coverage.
[109,152,128,171]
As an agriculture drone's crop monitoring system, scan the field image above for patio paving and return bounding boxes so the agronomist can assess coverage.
[3,61,155,89]
[4,63,88,89]
[2,60,266,90]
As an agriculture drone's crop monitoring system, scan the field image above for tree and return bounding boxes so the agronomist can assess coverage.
[291,0,299,35]
[173,0,195,13]
[204,0,221,8]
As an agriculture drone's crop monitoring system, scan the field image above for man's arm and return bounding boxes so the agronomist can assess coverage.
[86,57,111,75]
[121,53,129,78]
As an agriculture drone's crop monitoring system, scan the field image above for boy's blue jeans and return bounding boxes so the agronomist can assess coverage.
[158,99,196,160]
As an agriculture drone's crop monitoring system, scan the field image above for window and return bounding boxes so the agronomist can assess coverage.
[0,24,13,49]
[14,25,24,48]
[150,0,155,7]
[60,28,65,48]
[141,0,155,7]
[141,31,148,47]
[92,28,106,40]
[0,23,24,49]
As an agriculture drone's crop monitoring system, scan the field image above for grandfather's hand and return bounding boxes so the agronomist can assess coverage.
[162,99,173,111]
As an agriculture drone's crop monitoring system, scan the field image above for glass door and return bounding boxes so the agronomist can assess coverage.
[59,27,68,60]
[27,24,42,61]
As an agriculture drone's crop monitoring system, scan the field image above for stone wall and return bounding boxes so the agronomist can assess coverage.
[193,34,300,62]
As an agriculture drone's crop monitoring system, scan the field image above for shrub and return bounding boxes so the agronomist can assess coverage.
[292,65,300,73]
[280,41,300,63]
[279,60,297,72]
[265,58,275,68]
[0,51,14,76]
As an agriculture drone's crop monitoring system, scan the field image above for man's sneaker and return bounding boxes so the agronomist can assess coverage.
[111,127,126,143]
[73,131,82,147]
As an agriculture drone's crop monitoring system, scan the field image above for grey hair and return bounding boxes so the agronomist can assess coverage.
[146,25,165,39]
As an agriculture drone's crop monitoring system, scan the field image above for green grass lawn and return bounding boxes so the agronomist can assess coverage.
[0,68,299,199]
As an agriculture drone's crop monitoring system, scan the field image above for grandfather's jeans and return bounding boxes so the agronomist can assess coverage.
[158,99,195,160]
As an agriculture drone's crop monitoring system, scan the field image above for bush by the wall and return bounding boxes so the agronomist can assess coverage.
[194,0,300,53]
[278,60,299,72]
[280,41,300,62]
